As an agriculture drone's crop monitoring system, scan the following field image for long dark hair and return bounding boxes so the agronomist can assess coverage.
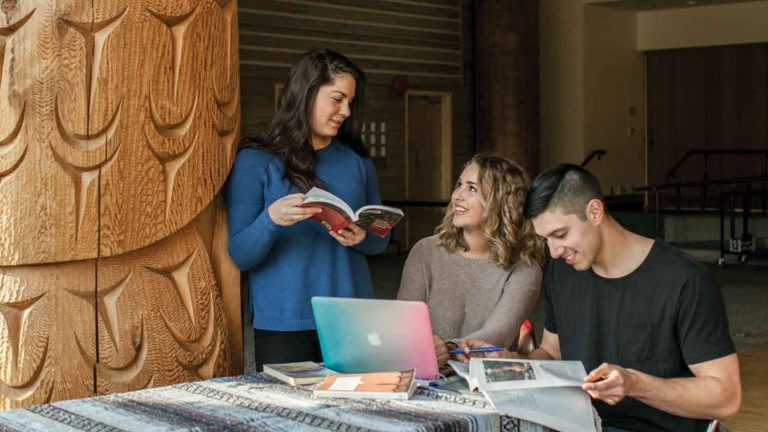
[241,49,367,191]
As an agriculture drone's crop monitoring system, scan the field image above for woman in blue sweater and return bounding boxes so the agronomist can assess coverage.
[226,49,390,370]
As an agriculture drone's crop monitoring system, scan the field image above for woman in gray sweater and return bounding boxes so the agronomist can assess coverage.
[397,154,544,366]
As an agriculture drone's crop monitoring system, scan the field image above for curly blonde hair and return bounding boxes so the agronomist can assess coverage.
[435,154,544,269]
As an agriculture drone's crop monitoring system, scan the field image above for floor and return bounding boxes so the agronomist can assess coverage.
[242,251,768,431]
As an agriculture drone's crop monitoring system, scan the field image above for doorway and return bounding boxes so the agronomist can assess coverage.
[404,91,453,249]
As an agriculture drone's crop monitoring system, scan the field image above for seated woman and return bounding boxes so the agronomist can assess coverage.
[397,154,544,366]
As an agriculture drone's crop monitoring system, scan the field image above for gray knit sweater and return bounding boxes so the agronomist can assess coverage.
[397,235,542,348]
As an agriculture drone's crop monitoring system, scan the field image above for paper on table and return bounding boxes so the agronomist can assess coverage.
[329,376,362,391]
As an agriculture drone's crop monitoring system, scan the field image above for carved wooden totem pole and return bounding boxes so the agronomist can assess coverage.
[0,0,241,408]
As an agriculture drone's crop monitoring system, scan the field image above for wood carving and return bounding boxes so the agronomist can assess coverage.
[0,0,241,408]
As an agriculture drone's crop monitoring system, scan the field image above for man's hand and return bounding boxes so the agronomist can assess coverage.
[433,335,449,367]
[582,362,636,405]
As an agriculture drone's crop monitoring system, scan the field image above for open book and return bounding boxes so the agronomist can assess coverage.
[313,369,417,400]
[263,361,337,386]
[449,359,597,432]
[301,187,403,237]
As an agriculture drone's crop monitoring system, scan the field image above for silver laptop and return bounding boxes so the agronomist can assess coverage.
[311,297,440,380]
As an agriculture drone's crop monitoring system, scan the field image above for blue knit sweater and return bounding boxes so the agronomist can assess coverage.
[225,139,390,331]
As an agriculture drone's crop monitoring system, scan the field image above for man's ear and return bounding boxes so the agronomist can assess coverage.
[585,199,605,225]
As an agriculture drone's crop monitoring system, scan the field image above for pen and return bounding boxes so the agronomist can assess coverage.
[449,346,503,355]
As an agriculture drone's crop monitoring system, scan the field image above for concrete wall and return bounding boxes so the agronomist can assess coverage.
[638,1,768,51]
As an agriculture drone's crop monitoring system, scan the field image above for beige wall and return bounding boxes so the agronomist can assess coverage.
[584,5,645,192]
[539,0,585,172]
[540,1,644,191]
[638,1,768,51]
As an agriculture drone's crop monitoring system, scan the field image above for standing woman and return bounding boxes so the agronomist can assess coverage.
[226,49,389,370]
[397,154,544,366]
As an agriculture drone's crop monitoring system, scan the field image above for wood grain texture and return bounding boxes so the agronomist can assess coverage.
[95,224,232,394]
[474,0,539,176]
[0,0,240,265]
[208,196,243,375]
[95,0,240,258]
[0,261,95,409]
[0,0,99,266]
[725,345,768,432]
[0,0,241,408]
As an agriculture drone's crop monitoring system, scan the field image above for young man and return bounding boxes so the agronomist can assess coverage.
[460,164,741,432]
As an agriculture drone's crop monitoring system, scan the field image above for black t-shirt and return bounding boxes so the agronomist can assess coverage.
[544,240,735,432]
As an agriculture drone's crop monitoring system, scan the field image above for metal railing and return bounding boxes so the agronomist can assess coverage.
[662,149,768,212]
[581,150,606,168]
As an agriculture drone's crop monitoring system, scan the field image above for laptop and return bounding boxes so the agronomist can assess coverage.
[311,297,440,380]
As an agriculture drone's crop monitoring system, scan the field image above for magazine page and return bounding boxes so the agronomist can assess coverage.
[484,387,597,432]
[470,358,586,392]
[354,206,404,237]
[447,360,479,391]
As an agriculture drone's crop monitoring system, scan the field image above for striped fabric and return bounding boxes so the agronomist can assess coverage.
[0,374,555,431]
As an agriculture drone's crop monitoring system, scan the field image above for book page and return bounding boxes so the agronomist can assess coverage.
[484,387,596,432]
[354,206,404,237]
[303,187,355,218]
[448,360,479,391]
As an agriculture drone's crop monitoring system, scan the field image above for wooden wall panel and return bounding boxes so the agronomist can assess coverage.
[647,44,768,208]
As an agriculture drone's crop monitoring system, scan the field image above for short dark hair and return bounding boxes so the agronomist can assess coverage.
[523,164,605,220]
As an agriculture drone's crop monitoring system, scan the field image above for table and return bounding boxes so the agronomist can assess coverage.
[0,374,556,431]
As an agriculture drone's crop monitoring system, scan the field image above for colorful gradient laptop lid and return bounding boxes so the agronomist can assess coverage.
[311,297,440,380]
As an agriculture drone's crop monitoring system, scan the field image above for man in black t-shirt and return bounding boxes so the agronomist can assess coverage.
[461,164,741,432]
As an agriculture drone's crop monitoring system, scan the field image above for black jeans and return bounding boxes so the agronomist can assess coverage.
[252,328,323,372]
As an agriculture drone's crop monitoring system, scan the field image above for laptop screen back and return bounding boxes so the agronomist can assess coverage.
[311,297,439,380]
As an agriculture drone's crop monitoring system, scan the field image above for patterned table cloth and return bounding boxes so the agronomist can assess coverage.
[0,374,557,431]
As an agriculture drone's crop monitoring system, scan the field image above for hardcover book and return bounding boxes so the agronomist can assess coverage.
[263,361,337,386]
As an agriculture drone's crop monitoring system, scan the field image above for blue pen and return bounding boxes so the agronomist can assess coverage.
[449,346,503,355]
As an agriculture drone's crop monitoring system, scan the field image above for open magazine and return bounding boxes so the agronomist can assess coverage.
[301,187,404,237]
[449,358,597,432]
